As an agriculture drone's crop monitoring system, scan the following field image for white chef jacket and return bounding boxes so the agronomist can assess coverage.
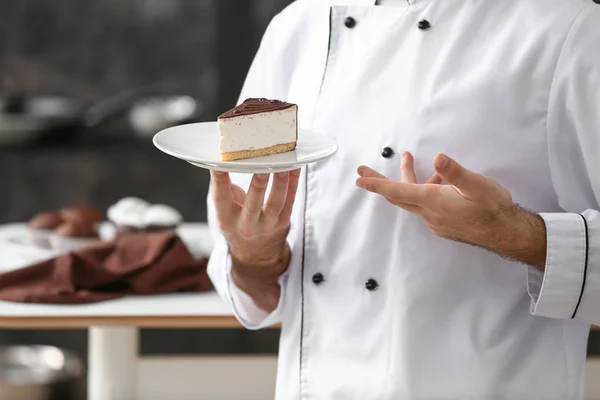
[207,0,600,398]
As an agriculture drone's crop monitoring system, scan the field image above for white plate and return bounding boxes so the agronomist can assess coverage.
[153,121,338,173]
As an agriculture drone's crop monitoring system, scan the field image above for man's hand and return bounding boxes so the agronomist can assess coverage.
[356,152,547,269]
[211,169,301,311]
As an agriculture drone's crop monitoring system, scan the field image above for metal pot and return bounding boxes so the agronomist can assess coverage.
[0,346,84,400]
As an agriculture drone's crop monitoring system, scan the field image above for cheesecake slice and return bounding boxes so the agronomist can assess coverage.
[217,98,298,161]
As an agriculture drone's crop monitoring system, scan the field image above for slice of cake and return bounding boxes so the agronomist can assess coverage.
[217,98,298,161]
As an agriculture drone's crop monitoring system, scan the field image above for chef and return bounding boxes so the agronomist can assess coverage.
[207,0,600,398]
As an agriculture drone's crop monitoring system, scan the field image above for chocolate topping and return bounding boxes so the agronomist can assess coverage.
[218,98,296,119]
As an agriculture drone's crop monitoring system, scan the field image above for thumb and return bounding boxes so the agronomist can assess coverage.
[231,184,247,206]
[433,154,482,196]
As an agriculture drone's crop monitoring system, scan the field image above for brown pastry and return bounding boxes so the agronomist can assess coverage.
[60,206,103,225]
[28,211,63,230]
[54,221,98,238]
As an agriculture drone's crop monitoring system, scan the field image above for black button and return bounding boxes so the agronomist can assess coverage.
[381,147,394,158]
[365,279,379,291]
[418,19,431,30]
[312,273,325,285]
[345,17,357,29]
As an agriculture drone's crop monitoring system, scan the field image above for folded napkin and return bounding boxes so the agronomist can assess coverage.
[0,232,213,304]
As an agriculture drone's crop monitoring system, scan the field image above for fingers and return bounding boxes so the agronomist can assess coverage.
[210,171,240,230]
[356,178,428,205]
[216,169,302,233]
[401,152,417,183]
[426,174,443,184]
[358,153,437,185]
[210,171,233,204]
[231,184,246,206]
[263,172,290,222]
[433,154,482,197]
[357,165,388,180]
[240,174,269,225]
[279,169,301,223]
[387,200,422,215]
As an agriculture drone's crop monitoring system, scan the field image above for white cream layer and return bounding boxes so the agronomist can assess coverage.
[218,107,297,153]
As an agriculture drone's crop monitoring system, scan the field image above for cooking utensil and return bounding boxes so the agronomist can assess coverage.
[0,85,192,147]
[0,345,84,400]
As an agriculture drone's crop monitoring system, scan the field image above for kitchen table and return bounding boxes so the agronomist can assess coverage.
[0,223,239,400]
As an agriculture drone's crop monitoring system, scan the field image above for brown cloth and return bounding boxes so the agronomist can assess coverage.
[0,232,214,304]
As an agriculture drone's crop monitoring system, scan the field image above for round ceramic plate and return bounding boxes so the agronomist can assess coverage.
[153,121,338,173]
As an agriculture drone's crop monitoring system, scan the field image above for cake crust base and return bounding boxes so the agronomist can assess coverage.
[220,141,296,161]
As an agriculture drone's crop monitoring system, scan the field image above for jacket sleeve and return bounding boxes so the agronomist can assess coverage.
[206,14,294,330]
[527,4,600,324]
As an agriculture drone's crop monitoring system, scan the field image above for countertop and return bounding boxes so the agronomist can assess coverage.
[0,223,240,328]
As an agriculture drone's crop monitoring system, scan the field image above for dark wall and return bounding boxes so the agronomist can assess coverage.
[0,0,292,118]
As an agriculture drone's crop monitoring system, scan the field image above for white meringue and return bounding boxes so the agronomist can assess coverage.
[142,204,182,227]
[107,197,150,228]
[107,198,182,229]
[114,197,150,213]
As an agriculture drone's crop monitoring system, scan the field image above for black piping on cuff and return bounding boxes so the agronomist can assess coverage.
[571,214,589,319]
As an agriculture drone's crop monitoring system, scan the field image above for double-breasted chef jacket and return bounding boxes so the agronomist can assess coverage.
[208,0,600,398]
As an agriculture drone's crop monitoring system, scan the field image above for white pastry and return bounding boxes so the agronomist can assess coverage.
[142,204,182,227]
[110,208,146,228]
[107,197,150,228]
[107,197,182,230]
[108,197,149,215]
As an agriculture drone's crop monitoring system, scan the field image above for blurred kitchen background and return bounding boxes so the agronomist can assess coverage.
[0,0,293,220]
[2,0,600,399]
[0,0,290,398]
